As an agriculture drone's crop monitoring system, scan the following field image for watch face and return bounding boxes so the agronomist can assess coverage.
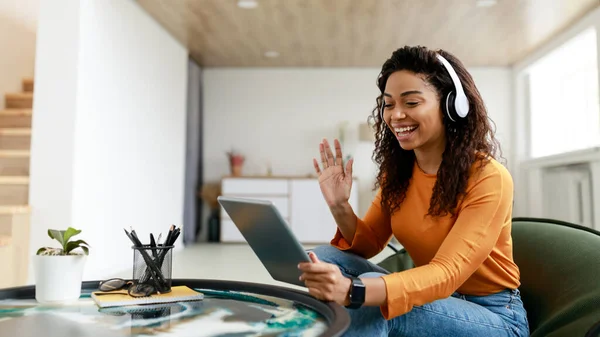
[350,278,366,305]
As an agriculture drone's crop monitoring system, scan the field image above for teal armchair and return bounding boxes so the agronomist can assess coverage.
[377,217,600,337]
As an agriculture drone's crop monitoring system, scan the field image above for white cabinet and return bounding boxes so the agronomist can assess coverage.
[220,219,245,242]
[222,179,288,195]
[290,179,358,243]
[220,196,290,220]
[219,177,358,243]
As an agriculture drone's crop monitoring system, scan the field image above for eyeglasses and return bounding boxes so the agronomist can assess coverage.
[97,278,156,297]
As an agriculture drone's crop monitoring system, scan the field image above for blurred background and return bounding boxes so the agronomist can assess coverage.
[0,0,599,288]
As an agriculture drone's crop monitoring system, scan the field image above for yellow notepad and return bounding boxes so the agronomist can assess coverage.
[91,285,204,308]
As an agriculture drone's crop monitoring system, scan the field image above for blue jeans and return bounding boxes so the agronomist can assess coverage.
[310,245,530,337]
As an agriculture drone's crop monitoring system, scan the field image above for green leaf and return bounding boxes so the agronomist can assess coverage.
[36,247,48,255]
[65,240,89,255]
[63,228,81,245]
[48,229,66,247]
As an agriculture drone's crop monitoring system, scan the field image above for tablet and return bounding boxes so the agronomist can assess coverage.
[217,196,311,287]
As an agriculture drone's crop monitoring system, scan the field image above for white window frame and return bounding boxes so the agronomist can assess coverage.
[512,7,600,217]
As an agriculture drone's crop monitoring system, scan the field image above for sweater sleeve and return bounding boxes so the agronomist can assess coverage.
[380,165,513,319]
[330,189,393,259]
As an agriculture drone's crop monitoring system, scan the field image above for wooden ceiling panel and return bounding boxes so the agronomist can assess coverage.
[136,0,600,67]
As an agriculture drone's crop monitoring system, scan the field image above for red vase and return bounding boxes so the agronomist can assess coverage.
[229,155,244,176]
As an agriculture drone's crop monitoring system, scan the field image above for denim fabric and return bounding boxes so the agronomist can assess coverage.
[309,245,530,337]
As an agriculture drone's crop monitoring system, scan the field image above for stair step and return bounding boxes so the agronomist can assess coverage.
[0,176,29,184]
[5,93,33,109]
[0,177,28,204]
[0,151,29,176]
[0,205,30,214]
[22,78,34,92]
[0,150,30,157]
[0,128,31,150]
[0,209,29,287]
[0,110,32,116]
[0,110,32,128]
[0,128,31,136]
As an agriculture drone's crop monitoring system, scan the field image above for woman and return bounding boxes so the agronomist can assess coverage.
[297,46,530,336]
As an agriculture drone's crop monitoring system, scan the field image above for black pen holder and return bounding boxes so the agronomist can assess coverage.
[132,245,174,294]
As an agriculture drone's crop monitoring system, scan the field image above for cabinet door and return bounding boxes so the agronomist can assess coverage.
[290,179,358,243]
[220,196,289,220]
[220,219,246,243]
[222,178,288,195]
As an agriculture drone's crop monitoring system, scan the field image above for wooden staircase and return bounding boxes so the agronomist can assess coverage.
[0,78,33,289]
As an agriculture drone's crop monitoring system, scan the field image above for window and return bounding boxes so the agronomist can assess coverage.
[528,27,599,158]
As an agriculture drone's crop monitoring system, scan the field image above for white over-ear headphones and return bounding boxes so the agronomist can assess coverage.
[379,53,470,123]
[436,54,469,122]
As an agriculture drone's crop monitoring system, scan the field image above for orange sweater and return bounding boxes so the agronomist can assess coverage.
[331,158,521,319]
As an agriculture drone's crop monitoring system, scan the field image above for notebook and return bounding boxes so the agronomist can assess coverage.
[91,285,204,308]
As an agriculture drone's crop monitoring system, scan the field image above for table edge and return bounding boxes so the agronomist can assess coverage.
[0,278,351,337]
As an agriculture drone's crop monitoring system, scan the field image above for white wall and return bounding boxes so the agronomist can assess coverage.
[203,67,512,220]
[0,0,39,107]
[29,0,80,274]
[470,68,513,168]
[29,0,188,281]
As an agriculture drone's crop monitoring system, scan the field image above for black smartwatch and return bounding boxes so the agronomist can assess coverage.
[345,276,365,309]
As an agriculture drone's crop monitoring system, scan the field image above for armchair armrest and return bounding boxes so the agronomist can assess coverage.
[377,247,414,273]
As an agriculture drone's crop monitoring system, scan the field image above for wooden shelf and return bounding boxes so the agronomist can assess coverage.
[223,175,316,180]
[222,175,358,180]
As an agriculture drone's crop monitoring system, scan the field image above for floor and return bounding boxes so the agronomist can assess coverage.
[110,243,395,292]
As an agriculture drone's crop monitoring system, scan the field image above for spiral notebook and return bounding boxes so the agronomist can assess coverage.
[91,286,204,308]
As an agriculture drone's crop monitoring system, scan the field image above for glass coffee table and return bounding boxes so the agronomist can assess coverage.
[0,278,349,337]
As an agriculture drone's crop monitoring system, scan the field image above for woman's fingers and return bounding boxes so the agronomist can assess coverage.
[323,139,335,167]
[301,272,336,284]
[306,284,327,301]
[319,138,345,171]
[334,139,343,167]
[298,263,332,274]
[345,157,353,177]
[319,143,328,169]
[313,158,321,176]
[305,280,335,302]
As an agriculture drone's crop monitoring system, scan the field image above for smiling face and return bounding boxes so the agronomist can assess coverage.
[382,70,446,152]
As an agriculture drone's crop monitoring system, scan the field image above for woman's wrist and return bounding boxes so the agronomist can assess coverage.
[341,277,352,306]
[361,277,388,306]
[329,201,352,215]
[340,276,387,307]
[329,201,357,242]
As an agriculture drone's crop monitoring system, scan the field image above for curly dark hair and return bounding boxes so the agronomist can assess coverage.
[370,46,502,218]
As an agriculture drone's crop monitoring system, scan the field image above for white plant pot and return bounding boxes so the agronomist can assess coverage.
[33,254,87,303]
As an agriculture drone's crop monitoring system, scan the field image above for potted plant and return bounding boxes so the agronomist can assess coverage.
[34,227,90,303]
